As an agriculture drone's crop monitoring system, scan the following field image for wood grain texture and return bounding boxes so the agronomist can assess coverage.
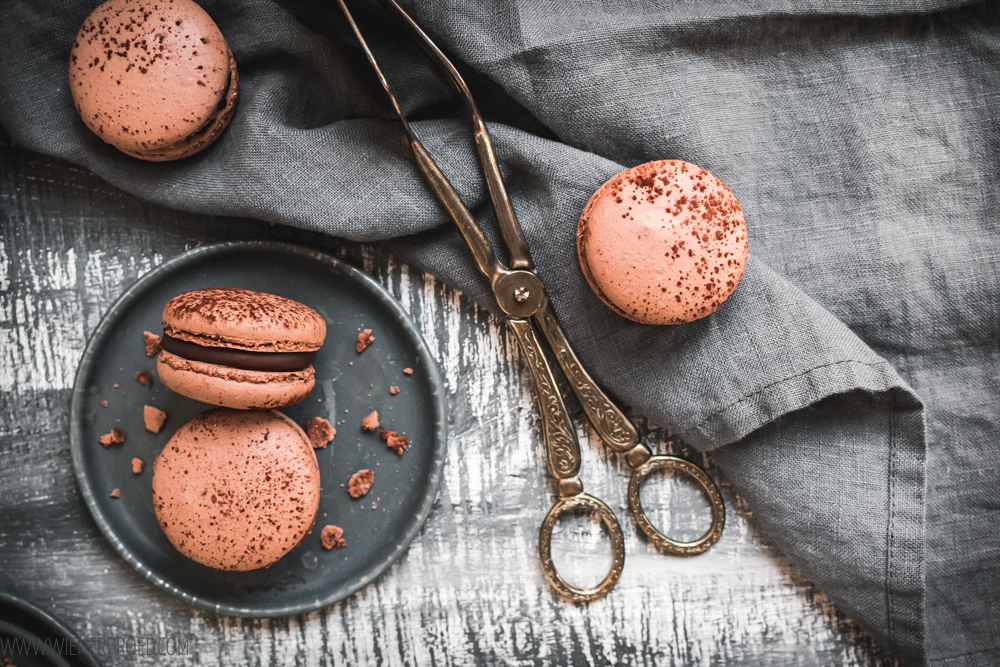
[0,134,896,666]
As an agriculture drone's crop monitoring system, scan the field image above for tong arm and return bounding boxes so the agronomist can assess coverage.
[534,302,642,455]
[376,0,535,272]
[507,318,582,486]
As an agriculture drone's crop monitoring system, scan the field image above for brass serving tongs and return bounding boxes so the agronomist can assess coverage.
[337,0,725,602]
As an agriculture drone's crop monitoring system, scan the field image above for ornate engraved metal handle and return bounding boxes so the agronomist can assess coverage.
[534,303,639,453]
[538,493,625,603]
[627,455,725,555]
[507,318,580,480]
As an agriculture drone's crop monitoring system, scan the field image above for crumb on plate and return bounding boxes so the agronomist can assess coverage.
[321,525,346,549]
[361,411,378,432]
[135,370,152,388]
[357,329,375,353]
[99,428,125,447]
[144,331,161,357]
[307,417,335,449]
[387,434,408,455]
[144,405,167,434]
[348,469,374,498]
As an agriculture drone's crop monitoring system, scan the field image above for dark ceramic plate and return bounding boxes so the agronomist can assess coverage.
[69,241,447,617]
[0,592,101,666]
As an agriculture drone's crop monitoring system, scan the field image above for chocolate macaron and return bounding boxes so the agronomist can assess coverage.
[152,409,320,571]
[69,0,238,161]
[157,288,326,410]
[578,160,748,324]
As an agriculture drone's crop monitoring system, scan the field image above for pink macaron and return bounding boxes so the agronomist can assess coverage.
[69,0,238,161]
[577,160,748,324]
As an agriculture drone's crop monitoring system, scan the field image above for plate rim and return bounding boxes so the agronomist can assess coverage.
[0,591,101,666]
[69,240,448,618]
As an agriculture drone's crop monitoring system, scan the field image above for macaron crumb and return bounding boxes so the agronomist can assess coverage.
[144,332,162,357]
[99,428,125,447]
[387,434,408,455]
[307,417,335,449]
[361,411,379,433]
[379,427,408,455]
[321,525,346,550]
[135,370,153,388]
[357,329,375,353]
[403,368,413,375]
[144,405,167,434]
[110,488,121,499]
[389,386,400,395]
[132,458,144,474]
[348,469,374,499]
[101,400,108,408]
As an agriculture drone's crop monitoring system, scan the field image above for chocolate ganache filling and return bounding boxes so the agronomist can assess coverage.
[160,335,316,372]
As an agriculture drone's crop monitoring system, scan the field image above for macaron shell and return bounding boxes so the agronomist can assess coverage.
[127,49,238,161]
[577,160,748,325]
[163,288,327,352]
[69,0,233,157]
[152,408,320,571]
[157,350,316,410]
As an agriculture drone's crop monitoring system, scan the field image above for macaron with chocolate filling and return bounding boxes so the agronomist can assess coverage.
[157,288,326,410]
[69,0,238,161]
[152,408,320,571]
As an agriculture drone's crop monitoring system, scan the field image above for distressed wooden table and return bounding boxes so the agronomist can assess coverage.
[0,133,896,666]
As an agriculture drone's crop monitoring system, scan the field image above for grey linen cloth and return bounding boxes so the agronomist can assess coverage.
[3,0,1000,663]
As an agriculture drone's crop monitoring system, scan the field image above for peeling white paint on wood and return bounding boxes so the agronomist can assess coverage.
[0,144,896,665]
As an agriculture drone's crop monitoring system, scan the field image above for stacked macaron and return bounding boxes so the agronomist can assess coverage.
[157,288,326,410]
[69,0,237,161]
[150,288,327,571]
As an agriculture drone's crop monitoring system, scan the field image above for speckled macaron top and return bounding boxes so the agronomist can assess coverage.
[577,160,748,325]
[162,288,327,353]
[69,0,237,160]
[152,408,320,571]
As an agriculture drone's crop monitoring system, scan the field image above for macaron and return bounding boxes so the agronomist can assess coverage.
[156,288,326,410]
[69,0,238,161]
[577,160,748,325]
[152,408,320,571]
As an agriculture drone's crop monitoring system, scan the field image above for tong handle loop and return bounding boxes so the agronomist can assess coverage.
[627,455,725,555]
[538,493,625,603]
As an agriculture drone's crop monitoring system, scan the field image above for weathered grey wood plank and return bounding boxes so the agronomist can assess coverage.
[0,135,896,666]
